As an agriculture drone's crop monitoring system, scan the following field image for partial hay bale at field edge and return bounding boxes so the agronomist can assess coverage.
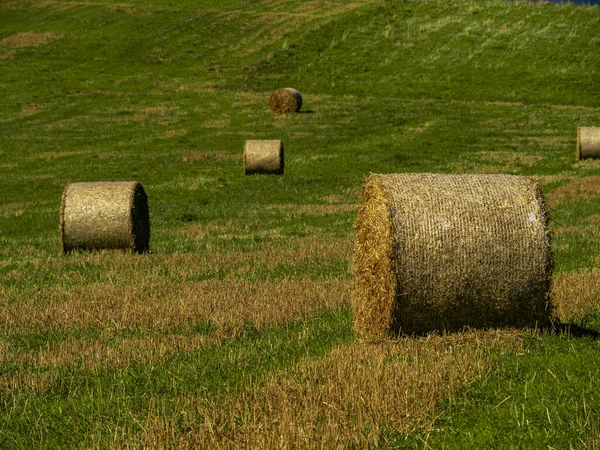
[268,88,302,114]
[244,140,284,175]
[60,181,150,254]
[577,127,600,160]
[352,173,553,341]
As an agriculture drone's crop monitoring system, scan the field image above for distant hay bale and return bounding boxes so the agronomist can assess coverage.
[576,127,600,160]
[352,173,552,340]
[60,181,150,254]
[268,88,302,114]
[243,140,284,175]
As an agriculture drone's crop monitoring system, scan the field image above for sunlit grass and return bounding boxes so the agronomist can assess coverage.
[1,0,600,447]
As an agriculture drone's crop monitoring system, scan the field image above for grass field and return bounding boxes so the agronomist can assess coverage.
[1,0,600,447]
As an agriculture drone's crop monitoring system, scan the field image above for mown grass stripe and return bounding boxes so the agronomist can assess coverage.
[0,309,352,448]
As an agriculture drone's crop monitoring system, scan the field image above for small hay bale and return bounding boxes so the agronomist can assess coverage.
[576,127,600,160]
[60,181,150,253]
[268,88,302,114]
[243,140,284,175]
[352,173,552,340]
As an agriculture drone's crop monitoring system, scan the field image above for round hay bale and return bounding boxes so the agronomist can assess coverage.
[243,140,284,175]
[576,127,600,160]
[352,173,552,340]
[268,88,302,114]
[60,181,150,254]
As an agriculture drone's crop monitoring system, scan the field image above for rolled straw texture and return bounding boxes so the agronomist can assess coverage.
[60,181,150,253]
[352,173,552,340]
[268,88,302,114]
[577,127,600,160]
[244,140,284,175]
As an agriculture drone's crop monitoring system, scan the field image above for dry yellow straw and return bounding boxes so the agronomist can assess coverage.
[60,181,150,253]
[352,173,552,340]
[576,127,600,160]
[268,88,302,114]
[243,140,284,175]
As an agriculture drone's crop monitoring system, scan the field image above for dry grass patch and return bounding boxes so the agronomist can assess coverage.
[0,49,16,59]
[231,92,263,108]
[0,0,28,7]
[109,3,139,14]
[20,104,44,116]
[321,194,349,203]
[106,105,184,126]
[176,222,233,238]
[450,151,546,175]
[448,161,521,175]
[479,151,542,166]
[0,201,32,218]
[550,224,598,238]
[132,106,181,125]
[35,1,97,10]
[531,174,572,188]
[0,31,63,48]
[2,232,351,288]
[266,203,357,216]
[485,101,525,107]
[527,136,571,147]
[1,278,350,335]
[552,270,600,324]
[164,129,187,138]
[546,176,600,207]
[3,334,219,373]
[181,151,241,163]
[0,371,58,398]
[157,79,222,93]
[31,151,85,160]
[201,118,231,128]
[126,330,523,449]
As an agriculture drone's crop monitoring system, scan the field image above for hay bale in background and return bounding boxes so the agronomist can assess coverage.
[268,88,302,114]
[352,173,552,340]
[244,140,284,175]
[576,127,600,160]
[60,181,150,253]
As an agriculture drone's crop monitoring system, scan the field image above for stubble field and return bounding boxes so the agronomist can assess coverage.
[1,0,600,447]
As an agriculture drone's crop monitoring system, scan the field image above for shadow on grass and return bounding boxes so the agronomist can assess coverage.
[547,322,600,339]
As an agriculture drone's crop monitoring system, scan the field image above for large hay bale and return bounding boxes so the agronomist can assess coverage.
[60,181,150,253]
[577,127,600,160]
[352,173,552,340]
[243,140,284,175]
[268,88,302,114]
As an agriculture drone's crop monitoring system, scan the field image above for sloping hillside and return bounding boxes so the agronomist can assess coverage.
[1,0,600,448]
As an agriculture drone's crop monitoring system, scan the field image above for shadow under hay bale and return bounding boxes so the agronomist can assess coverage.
[352,173,553,341]
[268,88,302,114]
[577,127,600,160]
[243,140,284,175]
[60,181,150,254]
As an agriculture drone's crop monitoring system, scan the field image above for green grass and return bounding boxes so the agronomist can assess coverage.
[1,0,600,447]
[398,331,600,449]
[0,309,352,448]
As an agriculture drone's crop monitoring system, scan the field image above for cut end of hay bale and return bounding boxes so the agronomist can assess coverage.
[60,181,150,254]
[243,140,284,175]
[352,173,553,341]
[268,88,302,114]
[352,175,399,342]
[577,127,600,160]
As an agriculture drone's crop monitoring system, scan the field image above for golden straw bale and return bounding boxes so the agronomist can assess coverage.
[352,173,552,340]
[243,140,284,175]
[268,88,302,114]
[577,127,600,160]
[60,181,150,253]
